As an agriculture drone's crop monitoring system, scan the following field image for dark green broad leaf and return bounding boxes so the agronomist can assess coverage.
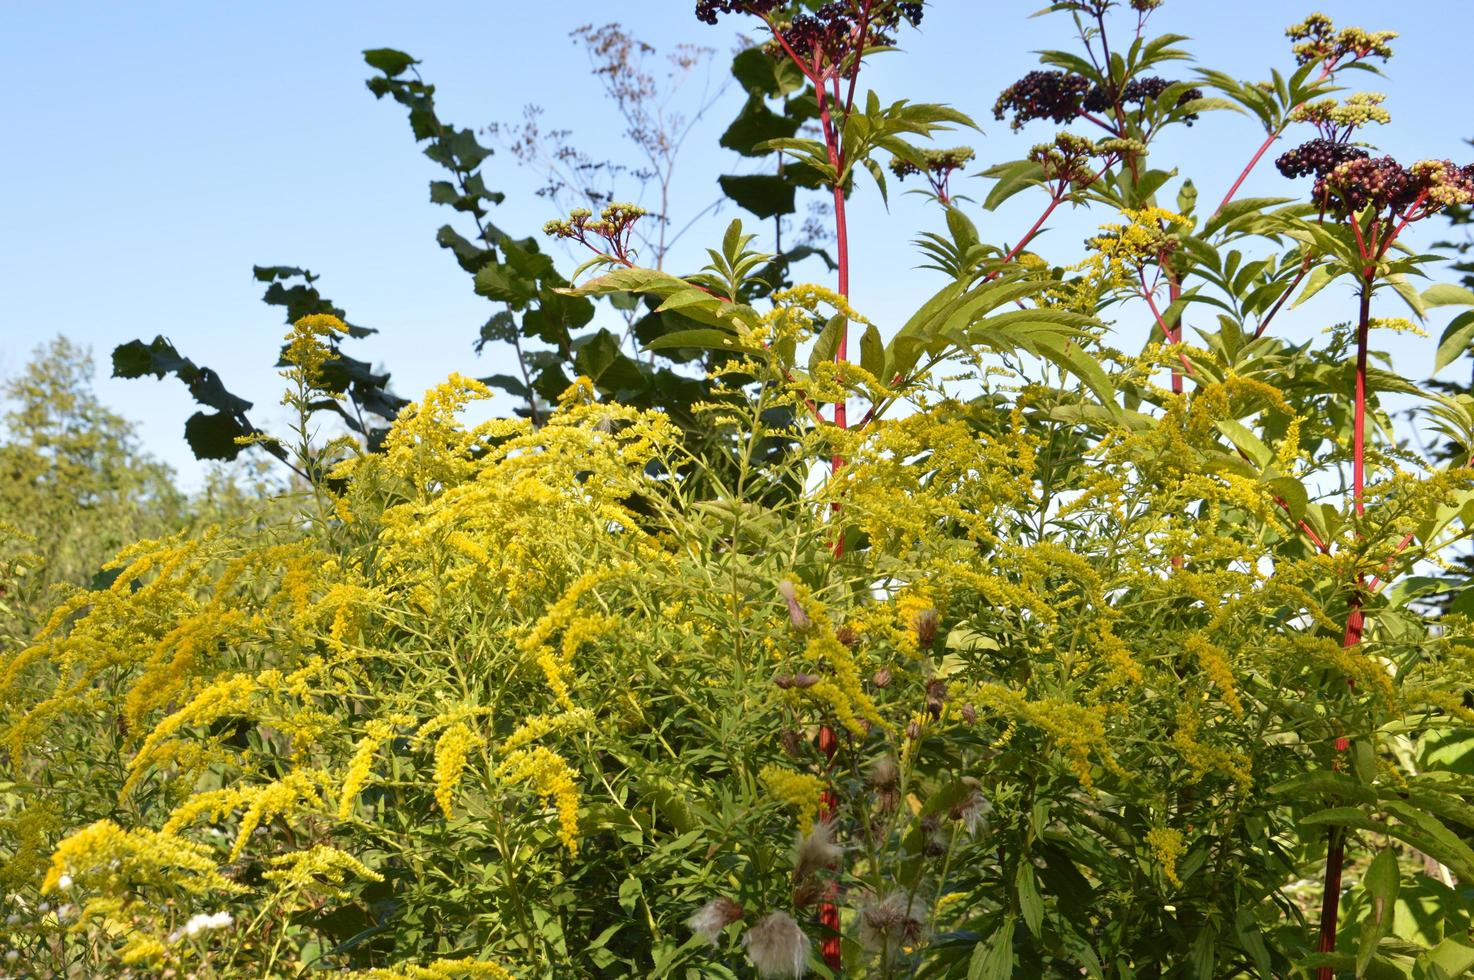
[969,917,1016,980]
[1017,863,1044,938]
[718,174,797,219]
[112,337,254,417]
[183,410,255,462]
[474,260,538,308]
[524,286,595,351]
[731,46,805,98]
[363,48,418,78]
[479,373,529,399]
[253,266,370,335]
[574,329,648,395]
[720,94,802,156]
[436,224,496,273]
[475,310,517,353]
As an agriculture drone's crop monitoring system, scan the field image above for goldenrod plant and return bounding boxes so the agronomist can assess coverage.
[7,2,1474,977]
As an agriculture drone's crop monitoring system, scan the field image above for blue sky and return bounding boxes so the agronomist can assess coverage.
[3,1,1471,488]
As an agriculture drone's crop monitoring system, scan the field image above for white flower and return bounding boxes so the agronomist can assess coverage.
[742,911,811,978]
[179,910,235,939]
[686,897,744,946]
[55,874,72,891]
[4,949,19,962]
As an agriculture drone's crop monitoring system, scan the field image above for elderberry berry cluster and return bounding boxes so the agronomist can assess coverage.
[695,0,784,26]
[696,1,923,63]
[1084,76,1202,120]
[1274,139,1370,180]
[992,71,1093,130]
[993,70,1201,131]
[1294,156,1474,218]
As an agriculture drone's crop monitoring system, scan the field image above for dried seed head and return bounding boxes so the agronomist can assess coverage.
[857,891,929,954]
[793,821,844,882]
[870,757,901,814]
[868,756,899,789]
[742,910,812,979]
[961,703,978,725]
[906,720,922,741]
[835,623,860,648]
[925,678,947,719]
[792,876,826,908]
[911,608,939,648]
[687,897,744,946]
[919,814,947,856]
[780,729,804,759]
[774,673,821,690]
[871,666,893,689]
[950,779,992,837]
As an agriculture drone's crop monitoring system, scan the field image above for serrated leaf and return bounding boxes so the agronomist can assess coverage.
[1017,863,1044,937]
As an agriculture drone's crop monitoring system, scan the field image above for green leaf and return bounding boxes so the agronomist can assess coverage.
[1034,335,1117,409]
[617,877,643,914]
[1386,273,1428,319]
[1292,264,1342,308]
[1424,284,1474,308]
[1266,476,1309,523]
[1357,848,1400,977]
[1215,419,1272,468]
[810,314,846,372]
[969,918,1015,980]
[644,329,759,357]
[1417,937,1474,977]
[1177,179,1198,216]
[1017,863,1044,938]
[717,174,796,219]
[363,48,418,77]
[1299,807,1388,833]
[1380,801,1474,881]
[1269,771,1377,804]
[859,324,885,381]
[720,94,802,156]
[1434,311,1474,374]
[731,45,805,97]
[183,411,254,462]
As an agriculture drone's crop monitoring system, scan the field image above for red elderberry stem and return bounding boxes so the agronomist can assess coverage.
[1315,826,1348,976]
[1352,285,1371,515]
[1375,190,1430,264]
[1368,531,1418,592]
[1317,283,1376,972]
[1139,271,1193,392]
[1214,126,1284,219]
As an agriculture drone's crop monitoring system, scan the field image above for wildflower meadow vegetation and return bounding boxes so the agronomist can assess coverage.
[7,1,1474,976]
